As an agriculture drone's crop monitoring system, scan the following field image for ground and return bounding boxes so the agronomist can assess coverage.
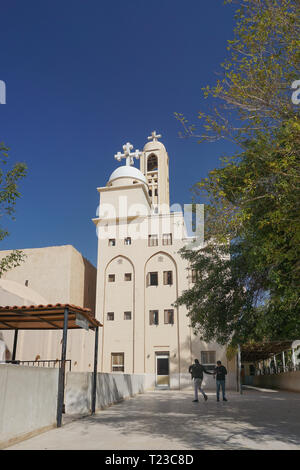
[6,388,300,450]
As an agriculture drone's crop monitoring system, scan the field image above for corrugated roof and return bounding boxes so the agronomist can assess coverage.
[0,303,102,330]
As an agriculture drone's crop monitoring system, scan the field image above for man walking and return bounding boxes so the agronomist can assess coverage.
[189,359,212,402]
[213,360,228,402]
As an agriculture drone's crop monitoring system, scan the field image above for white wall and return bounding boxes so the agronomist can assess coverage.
[0,364,58,449]
[253,370,300,392]
[65,371,146,414]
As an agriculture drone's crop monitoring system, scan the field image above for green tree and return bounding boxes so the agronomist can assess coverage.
[175,0,300,346]
[0,142,27,277]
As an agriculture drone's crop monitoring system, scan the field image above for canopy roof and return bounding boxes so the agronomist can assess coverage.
[0,303,102,330]
[241,340,300,362]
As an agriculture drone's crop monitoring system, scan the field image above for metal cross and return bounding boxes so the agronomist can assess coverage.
[114,142,143,166]
[147,130,162,142]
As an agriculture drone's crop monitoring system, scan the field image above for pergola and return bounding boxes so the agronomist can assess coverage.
[0,303,102,427]
[241,340,300,363]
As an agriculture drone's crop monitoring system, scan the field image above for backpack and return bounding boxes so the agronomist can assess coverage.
[190,363,203,379]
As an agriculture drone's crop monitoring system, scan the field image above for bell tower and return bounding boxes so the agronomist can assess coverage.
[140,131,170,214]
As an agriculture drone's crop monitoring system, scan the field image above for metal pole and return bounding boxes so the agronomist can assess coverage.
[57,307,68,427]
[282,351,286,372]
[12,329,18,361]
[237,344,242,394]
[91,326,99,414]
[292,348,296,370]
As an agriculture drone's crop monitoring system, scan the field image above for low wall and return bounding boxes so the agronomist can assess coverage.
[65,372,146,414]
[253,370,300,392]
[0,364,58,449]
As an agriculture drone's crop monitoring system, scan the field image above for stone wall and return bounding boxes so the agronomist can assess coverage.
[0,364,58,449]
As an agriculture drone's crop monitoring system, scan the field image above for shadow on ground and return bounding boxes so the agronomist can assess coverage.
[78,389,300,450]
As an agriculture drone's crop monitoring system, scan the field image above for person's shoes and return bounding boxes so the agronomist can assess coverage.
[204,395,208,401]
[223,398,228,401]
[192,399,199,402]
[217,398,220,402]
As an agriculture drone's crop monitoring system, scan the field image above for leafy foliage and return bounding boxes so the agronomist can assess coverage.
[175,0,300,345]
[0,142,27,277]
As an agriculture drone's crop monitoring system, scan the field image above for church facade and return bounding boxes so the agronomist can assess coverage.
[93,132,236,389]
[0,132,237,389]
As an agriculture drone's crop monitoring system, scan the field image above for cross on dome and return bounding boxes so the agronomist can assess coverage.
[114,142,143,166]
[147,130,162,142]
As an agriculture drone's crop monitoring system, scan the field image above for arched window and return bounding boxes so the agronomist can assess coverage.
[147,154,158,172]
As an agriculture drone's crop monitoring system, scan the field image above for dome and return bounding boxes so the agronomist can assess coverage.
[108,165,147,185]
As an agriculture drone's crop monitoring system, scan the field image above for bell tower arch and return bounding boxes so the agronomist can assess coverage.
[140,131,170,214]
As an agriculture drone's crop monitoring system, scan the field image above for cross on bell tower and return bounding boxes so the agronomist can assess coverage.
[114,142,143,166]
[147,131,162,142]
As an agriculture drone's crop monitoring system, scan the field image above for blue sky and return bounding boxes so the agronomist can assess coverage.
[0,0,236,266]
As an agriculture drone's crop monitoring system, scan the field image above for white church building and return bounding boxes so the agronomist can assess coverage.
[0,131,237,390]
[93,131,236,389]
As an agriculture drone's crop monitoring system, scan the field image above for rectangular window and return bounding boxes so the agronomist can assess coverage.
[201,351,216,370]
[148,234,158,247]
[149,310,159,325]
[162,233,172,245]
[108,274,115,282]
[108,239,116,247]
[191,269,198,283]
[124,311,132,320]
[124,273,132,281]
[107,312,114,321]
[163,271,173,285]
[164,309,174,324]
[124,237,131,245]
[147,272,158,286]
[111,353,124,372]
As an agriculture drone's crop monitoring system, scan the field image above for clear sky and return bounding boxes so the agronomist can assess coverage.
[0,0,237,266]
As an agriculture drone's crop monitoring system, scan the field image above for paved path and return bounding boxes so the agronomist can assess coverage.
[6,388,300,450]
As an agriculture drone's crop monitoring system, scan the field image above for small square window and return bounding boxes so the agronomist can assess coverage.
[164,309,174,324]
[108,274,115,282]
[124,273,132,281]
[149,310,159,325]
[148,272,158,286]
[124,311,132,320]
[163,271,173,285]
[111,353,124,372]
[107,312,114,321]
[124,237,131,245]
[201,351,216,370]
[162,233,172,245]
[108,239,116,247]
[148,234,158,247]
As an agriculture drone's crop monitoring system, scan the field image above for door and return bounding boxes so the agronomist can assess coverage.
[156,353,169,388]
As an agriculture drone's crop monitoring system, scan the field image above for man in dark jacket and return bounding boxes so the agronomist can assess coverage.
[213,360,228,402]
[189,359,212,402]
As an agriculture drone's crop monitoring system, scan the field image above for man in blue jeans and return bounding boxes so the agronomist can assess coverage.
[213,360,228,402]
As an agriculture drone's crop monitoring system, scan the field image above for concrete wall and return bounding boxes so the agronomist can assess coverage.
[65,371,146,415]
[0,245,96,310]
[0,245,97,373]
[0,364,58,449]
[253,370,300,393]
